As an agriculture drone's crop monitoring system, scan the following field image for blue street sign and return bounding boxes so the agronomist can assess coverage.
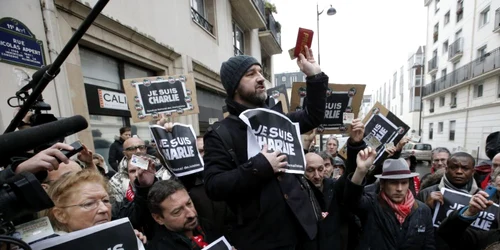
[0,18,46,69]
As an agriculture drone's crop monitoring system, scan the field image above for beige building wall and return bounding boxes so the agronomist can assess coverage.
[0,0,282,153]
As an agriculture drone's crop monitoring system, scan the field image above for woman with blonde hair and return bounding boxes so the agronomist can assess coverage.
[42,169,146,243]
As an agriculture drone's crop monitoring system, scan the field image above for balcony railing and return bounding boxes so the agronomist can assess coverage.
[191,8,214,34]
[428,56,438,72]
[448,38,463,59]
[253,0,266,20]
[423,46,500,96]
[266,13,281,46]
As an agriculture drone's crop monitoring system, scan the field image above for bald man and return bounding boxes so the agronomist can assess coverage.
[305,153,326,191]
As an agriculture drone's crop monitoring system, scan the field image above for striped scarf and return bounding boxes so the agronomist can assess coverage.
[380,190,415,225]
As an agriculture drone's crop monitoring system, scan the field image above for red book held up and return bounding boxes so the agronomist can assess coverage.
[293,28,314,58]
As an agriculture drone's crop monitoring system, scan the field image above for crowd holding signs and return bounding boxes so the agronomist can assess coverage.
[150,123,204,177]
[290,82,365,134]
[122,74,199,122]
[433,188,499,231]
[339,102,409,165]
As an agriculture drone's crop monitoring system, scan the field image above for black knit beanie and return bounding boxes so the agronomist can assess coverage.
[220,55,261,98]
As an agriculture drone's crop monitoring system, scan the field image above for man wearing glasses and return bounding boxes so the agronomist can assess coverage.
[417,152,478,250]
[109,137,171,205]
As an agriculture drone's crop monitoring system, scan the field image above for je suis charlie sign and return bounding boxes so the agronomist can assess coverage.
[0,18,45,69]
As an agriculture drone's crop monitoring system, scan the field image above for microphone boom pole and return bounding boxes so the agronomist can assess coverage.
[4,0,110,133]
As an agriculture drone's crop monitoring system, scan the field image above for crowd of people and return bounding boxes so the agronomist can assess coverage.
[2,46,500,250]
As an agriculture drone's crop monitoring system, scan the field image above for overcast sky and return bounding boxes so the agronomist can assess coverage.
[270,0,427,93]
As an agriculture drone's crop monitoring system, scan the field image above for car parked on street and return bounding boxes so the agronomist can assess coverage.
[402,143,433,163]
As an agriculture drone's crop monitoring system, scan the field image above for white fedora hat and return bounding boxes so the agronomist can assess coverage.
[375,158,419,179]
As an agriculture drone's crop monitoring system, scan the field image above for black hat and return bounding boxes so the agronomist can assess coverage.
[220,55,261,98]
[486,131,500,160]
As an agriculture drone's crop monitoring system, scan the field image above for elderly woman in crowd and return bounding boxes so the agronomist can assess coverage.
[42,169,146,244]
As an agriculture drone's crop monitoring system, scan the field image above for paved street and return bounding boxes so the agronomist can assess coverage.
[416,161,432,177]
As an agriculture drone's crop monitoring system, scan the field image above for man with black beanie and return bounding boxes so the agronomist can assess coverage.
[203,46,328,250]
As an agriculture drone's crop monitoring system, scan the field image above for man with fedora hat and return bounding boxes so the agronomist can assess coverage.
[345,147,435,250]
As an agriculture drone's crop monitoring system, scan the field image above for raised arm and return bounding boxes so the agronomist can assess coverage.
[286,46,328,133]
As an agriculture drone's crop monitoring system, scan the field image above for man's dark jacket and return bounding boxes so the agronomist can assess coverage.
[108,138,125,171]
[147,219,221,250]
[312,140,366,250]
[438,210,500,250]
[203,72,328,250]
[345,176,435,250]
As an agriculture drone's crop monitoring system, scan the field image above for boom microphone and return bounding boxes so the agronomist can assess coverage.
[0,115,88,157]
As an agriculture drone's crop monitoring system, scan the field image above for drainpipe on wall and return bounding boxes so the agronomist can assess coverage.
[40,0,77,143]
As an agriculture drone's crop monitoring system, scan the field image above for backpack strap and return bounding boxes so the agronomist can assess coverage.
[207,115,244,224]
[209,116,240,166]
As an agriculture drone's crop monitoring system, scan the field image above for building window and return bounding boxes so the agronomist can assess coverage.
[474,83,484,98]
[433,23,439,43]
[441,69,447,80]
[498,77,500,98]
[451,92,457,108]
[430,99,435,112]
[435,0,440,13]
[429,123,434,140]
[478,45,487,61]
[443,40,449,54]
[439,96,445,106]
[233,22,244,56]
[438,122,444,133]
[444,11,451,24]
[191,0,215,35]
[480,6,490,28]
[457,0,464,22]
[449,120,456,141]
[432,74,437,82]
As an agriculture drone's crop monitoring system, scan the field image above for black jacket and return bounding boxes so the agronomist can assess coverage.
[108,138,125,171]
[203,72,328,250]
[112,178,158,240]
[345,177,435,250]
[147,219,221,250]
[438,210,500,250]
[313,140,365,250]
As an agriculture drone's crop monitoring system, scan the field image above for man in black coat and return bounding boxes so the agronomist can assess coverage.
[203,47,327,250]
[438,190,500,250]
[346,148,435,250]
[305,120,366,250]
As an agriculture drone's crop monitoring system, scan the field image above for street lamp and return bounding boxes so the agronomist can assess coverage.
[317,3,336,151]
[316,3,336,65]
[412,63,425,136]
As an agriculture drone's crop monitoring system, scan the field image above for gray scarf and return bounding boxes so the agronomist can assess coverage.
[438,174,479,194]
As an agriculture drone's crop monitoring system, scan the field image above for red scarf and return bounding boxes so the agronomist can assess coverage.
[413,176,421,194]
[380,190,415,225]
[126,183,135,202]
[190,226,208,248]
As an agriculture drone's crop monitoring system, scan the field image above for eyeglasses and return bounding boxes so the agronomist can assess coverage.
[125,145,146,151]
[59,198,111,211]
[432,158,447,163]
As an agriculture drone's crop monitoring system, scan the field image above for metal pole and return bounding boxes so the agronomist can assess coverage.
[317,3,321,65]
[4,0,110,133]
[418,65,424,136]
[316,3,324,151]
